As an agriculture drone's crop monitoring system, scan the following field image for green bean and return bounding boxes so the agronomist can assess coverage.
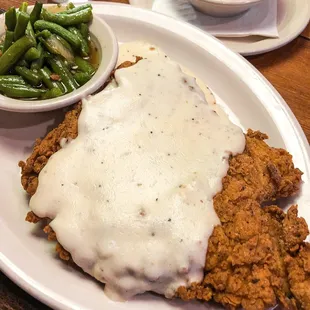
[0,83,46,98]
[0,36,35,75]
[68,27,89,57]
[56,81,65,93]
[74,56,95,75]
[79,23,89,40]
[74,72,91,86]
[37,37,49,49]
[30,2,42,25]
[59,4,91,15]
[0,44,3,52]
[42,51,52,59]
[40,8,93,26]
[25,22,36,43]
[39,66,64,91]
[39,67,52,82]
[34,20,80,49]
[15,66,42,86]
[0,75,26,85]
[2,31,15,53]
[24,47,40,62]
[63,59,72,70]
[30,42,44,70]
[5,7,17,31]
[14,11,30,41]
[35,29,52,39]
[0,2,99,100]
[41,87,63,99]
[66,3,75,10]
[16,59,29,67]
[19,2,28,13]
[47,57,78,92]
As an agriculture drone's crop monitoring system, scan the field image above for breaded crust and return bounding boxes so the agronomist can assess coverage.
[176,131,308,310]
[19,67,309,309]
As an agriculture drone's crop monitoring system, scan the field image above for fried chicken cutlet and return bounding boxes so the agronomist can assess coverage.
[19,68,309,309]
[176,131,309,310]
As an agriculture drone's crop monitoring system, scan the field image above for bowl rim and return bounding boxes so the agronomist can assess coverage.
[190,0,264,6]
[0,4,119,113]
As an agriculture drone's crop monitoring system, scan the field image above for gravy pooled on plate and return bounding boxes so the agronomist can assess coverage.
[30,42,245,300]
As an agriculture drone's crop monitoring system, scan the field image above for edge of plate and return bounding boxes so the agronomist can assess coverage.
[1,3,309,310]
[223,0,310,56]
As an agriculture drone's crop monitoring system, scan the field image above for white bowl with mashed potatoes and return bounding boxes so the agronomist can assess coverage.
[189,0,265,17]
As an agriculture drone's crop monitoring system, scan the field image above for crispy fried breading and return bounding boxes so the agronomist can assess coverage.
[19,77,309,309]
[19,104,82,196]
[286,243,310,310]
[214,130,302,224]
[176,132,309,310]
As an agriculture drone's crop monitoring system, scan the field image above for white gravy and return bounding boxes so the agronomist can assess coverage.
[30,42,245,301]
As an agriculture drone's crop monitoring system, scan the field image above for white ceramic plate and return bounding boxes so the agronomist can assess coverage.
[130,0,310,55]
[0,3,309,310]
[220,0,310,55]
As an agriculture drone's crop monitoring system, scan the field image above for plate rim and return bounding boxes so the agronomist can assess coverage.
[130,0,310,56]
[1,3,309,310]
[220,0,310,56]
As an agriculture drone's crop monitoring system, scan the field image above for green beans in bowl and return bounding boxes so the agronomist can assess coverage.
[0,2,118,112]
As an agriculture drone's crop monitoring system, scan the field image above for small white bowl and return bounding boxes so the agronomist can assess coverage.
[189,0,265,17]
[0,5,118,113]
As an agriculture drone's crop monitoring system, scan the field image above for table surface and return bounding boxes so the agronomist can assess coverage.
[0,0,309,309]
